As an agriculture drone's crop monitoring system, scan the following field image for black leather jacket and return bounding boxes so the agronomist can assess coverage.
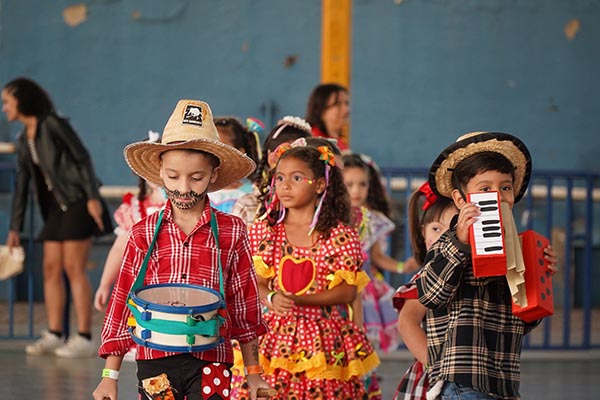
[10,113,102,232]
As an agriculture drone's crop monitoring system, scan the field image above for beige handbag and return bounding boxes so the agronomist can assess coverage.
[0,245,25,280]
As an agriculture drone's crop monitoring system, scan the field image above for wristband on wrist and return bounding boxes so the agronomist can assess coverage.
[244,364,263,376]
[102,368,119,380]
[266,291,276,306]
[396,261,405,273]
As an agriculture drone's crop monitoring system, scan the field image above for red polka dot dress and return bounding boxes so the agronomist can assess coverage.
[247,220,380,400]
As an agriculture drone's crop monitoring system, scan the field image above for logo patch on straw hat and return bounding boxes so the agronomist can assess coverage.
[183,105,203,126]
[124,99,256,192]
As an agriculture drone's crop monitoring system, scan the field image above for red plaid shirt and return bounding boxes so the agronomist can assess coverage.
[98,199,268,363]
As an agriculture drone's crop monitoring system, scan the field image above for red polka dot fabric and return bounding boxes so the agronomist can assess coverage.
[201,363,231,399]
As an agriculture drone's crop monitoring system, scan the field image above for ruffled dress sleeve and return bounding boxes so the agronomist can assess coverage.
[248,220,276,280]
[323,224,370,293]
[112,193,136,236]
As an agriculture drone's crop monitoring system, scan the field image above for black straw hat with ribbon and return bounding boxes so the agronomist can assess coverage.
[428,131,532,203]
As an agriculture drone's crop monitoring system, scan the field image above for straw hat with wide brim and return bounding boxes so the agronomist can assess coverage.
[429,131,532,203]
[124,100,256,192]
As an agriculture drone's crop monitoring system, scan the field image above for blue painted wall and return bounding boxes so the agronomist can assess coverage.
[1,0,599,187]
[352,0,600,171]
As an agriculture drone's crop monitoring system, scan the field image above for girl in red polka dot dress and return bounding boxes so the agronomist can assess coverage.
[247,140,380,399]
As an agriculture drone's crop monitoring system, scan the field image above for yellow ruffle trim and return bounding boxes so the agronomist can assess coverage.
[328,270,370,293]
[231,341,244,376]
[260,351,380,381]
[253,256,275,279]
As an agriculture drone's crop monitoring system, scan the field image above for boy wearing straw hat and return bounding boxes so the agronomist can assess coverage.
[416,132,558,400]
[93,100,271,400]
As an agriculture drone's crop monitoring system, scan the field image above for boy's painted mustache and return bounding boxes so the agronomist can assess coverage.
[163,187,205,210]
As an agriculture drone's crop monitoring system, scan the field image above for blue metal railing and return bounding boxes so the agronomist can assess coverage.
[380,167,600,350]
[1,162,599,349]
[1,160,36,339]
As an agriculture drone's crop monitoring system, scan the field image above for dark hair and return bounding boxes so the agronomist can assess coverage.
[258,146,350,238]
[342,153,391,217]
[214,116,261,181]
[254,122,311,186]
[408,191,455,265]
[3,77,55,118]
[305,83,348,137]
[305,137,342,156]
[137,176,148,202]
[451,152,515,199]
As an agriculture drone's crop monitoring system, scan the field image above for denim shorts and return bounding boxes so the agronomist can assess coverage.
[440,381,502,400]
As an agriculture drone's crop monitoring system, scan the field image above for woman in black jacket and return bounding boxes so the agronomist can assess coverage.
[1,77,111,357]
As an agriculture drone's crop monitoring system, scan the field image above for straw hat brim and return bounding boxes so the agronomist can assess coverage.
[428,132,531,203]
[124,138,256,192]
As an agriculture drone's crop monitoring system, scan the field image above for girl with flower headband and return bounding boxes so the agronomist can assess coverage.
[255,116,312,186]
[230,135,344,399]
[244,140,379,399]
[391,182,457,400]
[231,116,312,226]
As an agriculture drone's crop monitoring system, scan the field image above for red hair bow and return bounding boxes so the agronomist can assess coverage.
[419,182,437,211]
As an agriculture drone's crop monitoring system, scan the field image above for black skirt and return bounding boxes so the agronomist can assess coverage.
[37,197,112,241]
[34,166,113,242]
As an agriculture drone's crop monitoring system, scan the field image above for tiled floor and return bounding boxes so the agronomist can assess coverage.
[1,303,599,399]
[378,354,600,399]
[0,339,599,399]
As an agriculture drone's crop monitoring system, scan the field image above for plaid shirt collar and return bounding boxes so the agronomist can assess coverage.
[162,196,213,229]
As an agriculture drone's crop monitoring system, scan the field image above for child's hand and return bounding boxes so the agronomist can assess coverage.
[271,291,295,315]
[94,285,110,312]
[246,374,275,400]
[455,202,480,244]
[543,245,559,274]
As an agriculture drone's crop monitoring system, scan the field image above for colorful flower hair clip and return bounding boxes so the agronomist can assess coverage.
[246,117,265,135]
[268,143,291,168]
[267,138,308,168]
[317,146,336,167]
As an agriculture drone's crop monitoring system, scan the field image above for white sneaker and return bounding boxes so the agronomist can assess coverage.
[25,330,63,356]
[54,334,96,358]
